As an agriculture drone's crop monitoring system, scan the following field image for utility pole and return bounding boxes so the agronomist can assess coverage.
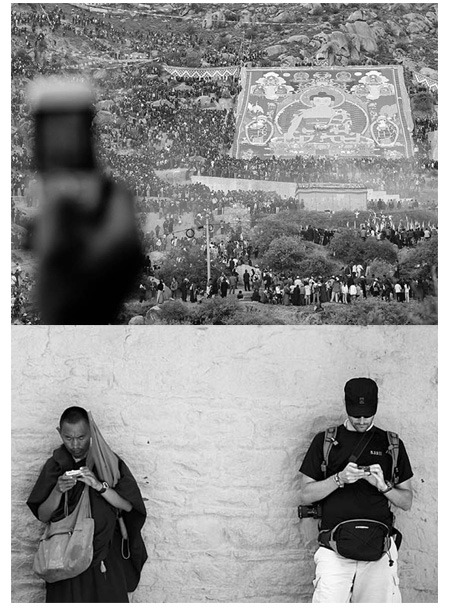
[205,210,211,285]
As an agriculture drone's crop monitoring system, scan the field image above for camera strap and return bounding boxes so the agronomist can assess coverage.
[348,428,376,464]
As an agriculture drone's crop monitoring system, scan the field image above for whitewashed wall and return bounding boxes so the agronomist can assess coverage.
[11,326,437,602]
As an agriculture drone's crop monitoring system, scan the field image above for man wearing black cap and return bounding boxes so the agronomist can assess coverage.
[298,377,413,603]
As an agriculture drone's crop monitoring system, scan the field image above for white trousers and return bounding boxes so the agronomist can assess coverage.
[312,540,401,603]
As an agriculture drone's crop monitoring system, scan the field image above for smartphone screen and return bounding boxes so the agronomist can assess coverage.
[34,109,95,172]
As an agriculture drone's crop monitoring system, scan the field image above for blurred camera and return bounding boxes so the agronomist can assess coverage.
[298,503,322,519]
[358,466,372,473]
[28,77,96,173]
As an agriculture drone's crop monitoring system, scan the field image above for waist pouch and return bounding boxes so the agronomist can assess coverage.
[319,519,391,561]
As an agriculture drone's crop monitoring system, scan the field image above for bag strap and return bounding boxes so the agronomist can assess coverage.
[321,426,338,479]
[386,430,400,485]
[79,484,92,518]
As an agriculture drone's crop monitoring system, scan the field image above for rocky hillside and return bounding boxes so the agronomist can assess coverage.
[11,3,438,75]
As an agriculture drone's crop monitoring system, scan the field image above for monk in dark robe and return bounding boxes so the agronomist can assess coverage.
[27,406,147,603]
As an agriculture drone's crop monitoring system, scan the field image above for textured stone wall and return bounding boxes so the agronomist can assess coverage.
[11,326,437,603]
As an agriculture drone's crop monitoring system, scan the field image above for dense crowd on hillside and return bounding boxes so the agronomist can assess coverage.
[143,260,433,307]
[11,3,438,324]
[231,269,432,307]
[200,154,437,196]
[11,3,438,208]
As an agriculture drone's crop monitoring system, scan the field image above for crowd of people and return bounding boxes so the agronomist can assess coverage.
[11,264,38,324]
[138,263,432,309]
[11,3,438,324]
[200,154,437,197]
[11,3,438,211]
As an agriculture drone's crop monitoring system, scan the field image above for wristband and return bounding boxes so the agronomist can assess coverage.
[334,473,344,488]
[98,481,109,494]
[380,481,393,494]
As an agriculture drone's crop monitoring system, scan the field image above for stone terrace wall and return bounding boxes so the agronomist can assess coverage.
[191,175,297,198]
[11,326,437,602]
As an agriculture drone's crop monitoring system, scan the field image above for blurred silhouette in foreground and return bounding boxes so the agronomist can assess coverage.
[27,77,142,324]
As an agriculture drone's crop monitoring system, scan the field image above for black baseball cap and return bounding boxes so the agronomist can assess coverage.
[344,377,378,417]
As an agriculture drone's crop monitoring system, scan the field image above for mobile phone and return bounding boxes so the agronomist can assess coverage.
[28,77,96,172]
[358,466,371,473]
[65,470,83,477]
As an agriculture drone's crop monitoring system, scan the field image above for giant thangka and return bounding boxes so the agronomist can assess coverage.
[232,66,414,159]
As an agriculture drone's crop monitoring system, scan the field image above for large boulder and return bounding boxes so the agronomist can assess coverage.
[279,55,301,66]
[308,4,323,16]
[403,12,424,21]
[370,21,388,40]
[419,67,438,81]
[329,31,351,58]
[347,9,364,22]
[145,306,162,324]
[386,19,406,38]
[287,34,310,44]
[128,315,145,325]
[426,11,438,25]
[272,11,295,23]
[316,37,351,66]
[347,9,377,23]
[406,21,427,36]
[264,44,288,57]
[345,21,378,54]
[313,31,330,44]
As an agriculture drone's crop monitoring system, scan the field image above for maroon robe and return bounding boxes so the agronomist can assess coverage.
[27,445,147,603]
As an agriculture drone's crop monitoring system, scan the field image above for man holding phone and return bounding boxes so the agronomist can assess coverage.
[298,378,413,603]
[27,406,147,603]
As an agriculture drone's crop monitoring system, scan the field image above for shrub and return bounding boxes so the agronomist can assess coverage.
[157,300,192,324]
[117,300,151,324]
[411,91,435,114]
[309,298,437,325]
[227,309,285,325]
[295,254,340,279]
[191,297,242,324]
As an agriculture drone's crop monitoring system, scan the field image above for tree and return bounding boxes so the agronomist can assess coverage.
[411,92,435,115]
[328,230,398,265]
[398,237,438,281]
[367,258,396,281]
[158,244,227,288]
[11,48,34,78]
[261,236,307,271]
[296,254,340,279]
[252,213,302,254]
[328,229,365,264]
[363,238,398,265]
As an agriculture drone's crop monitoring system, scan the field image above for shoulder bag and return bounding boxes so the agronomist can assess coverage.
[33,484,94,583]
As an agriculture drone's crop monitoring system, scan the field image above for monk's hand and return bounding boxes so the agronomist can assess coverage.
[78,466,101,491]
[56,473,78,493]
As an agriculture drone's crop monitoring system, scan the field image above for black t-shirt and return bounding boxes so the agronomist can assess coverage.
[299,424,413,530]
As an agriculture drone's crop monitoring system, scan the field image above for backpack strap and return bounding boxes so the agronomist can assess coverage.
[321,426,338,479]
[386,430,400,485]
